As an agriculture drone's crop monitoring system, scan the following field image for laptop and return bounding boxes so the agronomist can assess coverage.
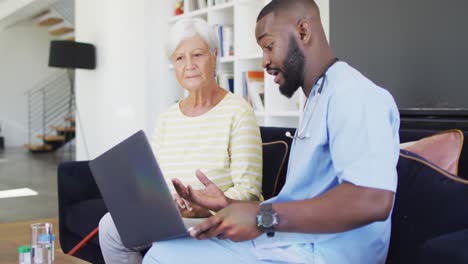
[89,130,203,248]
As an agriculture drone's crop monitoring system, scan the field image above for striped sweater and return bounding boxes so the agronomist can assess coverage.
[151,93,262,201]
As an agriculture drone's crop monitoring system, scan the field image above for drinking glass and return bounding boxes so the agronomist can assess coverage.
[30,223,53,264]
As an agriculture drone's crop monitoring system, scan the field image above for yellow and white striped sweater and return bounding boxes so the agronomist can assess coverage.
[151,93,262,201]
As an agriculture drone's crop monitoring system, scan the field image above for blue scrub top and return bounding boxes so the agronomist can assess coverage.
[254,62,400,264]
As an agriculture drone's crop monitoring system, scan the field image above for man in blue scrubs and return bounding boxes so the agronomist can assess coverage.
[143,0,400,263]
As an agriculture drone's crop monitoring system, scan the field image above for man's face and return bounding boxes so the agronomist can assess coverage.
[255,15,305,98]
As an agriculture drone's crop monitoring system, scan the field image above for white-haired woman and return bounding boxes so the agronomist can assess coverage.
[98,18,263,264]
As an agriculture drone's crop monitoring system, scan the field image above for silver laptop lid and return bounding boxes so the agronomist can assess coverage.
[89,130,188,248]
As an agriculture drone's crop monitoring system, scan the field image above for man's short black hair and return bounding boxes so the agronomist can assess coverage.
[256,0,318,22]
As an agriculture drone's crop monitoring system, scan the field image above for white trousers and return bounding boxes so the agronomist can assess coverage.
[99,212,150,264]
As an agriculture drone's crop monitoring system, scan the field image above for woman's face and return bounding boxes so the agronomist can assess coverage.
[171,35,217,92]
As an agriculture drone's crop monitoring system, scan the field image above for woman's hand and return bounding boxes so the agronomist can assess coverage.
[173,193,212,218]
[172,170,231,212]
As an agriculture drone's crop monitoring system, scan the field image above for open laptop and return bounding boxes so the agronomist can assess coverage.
[89,130,203,248]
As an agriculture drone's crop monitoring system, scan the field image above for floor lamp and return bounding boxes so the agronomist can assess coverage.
[48,40,96,159]
[48,40,97,256]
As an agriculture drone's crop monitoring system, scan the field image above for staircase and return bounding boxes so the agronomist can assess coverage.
[33,0,75,41]
[23,0,76,153]
[34,10,74,40]
[24,71,75,153]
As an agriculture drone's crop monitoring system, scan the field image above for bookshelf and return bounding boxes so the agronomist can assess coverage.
[168,0,308,127]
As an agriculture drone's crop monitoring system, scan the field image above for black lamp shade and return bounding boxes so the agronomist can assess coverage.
[49,40,96,69]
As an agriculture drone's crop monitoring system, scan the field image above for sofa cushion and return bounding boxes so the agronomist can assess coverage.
[417,229,468,264]
[400,129,464,175]
[66,199,108,246]
[386,150,468,264]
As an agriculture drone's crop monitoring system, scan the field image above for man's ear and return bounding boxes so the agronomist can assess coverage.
[297,19,312,44]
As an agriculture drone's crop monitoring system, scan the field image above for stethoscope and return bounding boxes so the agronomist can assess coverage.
[285,58,339,140]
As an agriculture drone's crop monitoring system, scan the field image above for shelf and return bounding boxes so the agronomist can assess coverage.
[169,1,235,23]
[164,0,304,128]
[238,54,262,60]
[209,1,235,12]
[168,55,234,70]
[219,56,235,63]
[169,9,208,23]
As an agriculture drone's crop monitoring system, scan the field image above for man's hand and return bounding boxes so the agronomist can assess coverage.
[172,170,231,212]
[189,202,262,242]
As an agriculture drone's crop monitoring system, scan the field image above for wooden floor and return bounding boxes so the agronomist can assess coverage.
[0,217,89,263]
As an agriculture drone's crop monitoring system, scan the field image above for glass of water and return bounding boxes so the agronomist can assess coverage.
[30,223,53,264]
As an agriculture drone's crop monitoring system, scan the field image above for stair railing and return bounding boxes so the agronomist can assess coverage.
[26,70,74,146]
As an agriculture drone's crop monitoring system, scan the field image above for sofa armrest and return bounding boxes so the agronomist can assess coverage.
[57,161,102,238]
[57,161,107,263]
[57,161,102,208]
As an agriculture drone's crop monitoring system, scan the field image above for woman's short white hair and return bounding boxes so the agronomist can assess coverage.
[166,18,220,59]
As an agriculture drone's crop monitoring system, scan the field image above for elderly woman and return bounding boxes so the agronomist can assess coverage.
[98,18,263,263]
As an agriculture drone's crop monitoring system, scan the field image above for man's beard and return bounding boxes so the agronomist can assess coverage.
[279,35,305,98]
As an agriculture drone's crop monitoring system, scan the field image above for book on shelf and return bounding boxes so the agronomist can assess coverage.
[213,24,234,57]
[214,0,232,5]
[188,0,207,12]
[242,71,265,112]
[197,0,207,9]
[218,72,234,93]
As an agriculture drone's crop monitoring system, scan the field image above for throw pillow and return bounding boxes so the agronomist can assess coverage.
[400,129,464,175]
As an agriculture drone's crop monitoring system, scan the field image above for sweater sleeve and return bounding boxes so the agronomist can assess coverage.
[224,109,263,201]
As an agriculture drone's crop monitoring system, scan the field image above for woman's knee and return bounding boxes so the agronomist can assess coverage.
[99,212,118,238]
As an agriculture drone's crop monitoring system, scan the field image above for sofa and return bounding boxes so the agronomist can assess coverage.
[58,126,468,264]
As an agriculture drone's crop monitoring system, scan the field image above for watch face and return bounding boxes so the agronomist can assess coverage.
[261,213,274,227]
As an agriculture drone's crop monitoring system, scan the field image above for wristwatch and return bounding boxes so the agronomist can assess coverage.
[256,203,278,237]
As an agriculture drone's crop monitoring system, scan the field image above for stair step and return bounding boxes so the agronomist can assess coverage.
[39,17,64,26]
[49,126,76,132]
[65,117,75,122]
[32,10,51,19]
[59,31,75,41]
[50,27,74,36]
[66,36,75,41]
[24,144,53,152]
[37,135,66,142]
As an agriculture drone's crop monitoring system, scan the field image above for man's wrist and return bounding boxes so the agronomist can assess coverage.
[256,203,279,237]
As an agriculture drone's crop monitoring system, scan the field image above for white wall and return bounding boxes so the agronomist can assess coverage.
[0,20,57,147]
[75,0,176,160]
